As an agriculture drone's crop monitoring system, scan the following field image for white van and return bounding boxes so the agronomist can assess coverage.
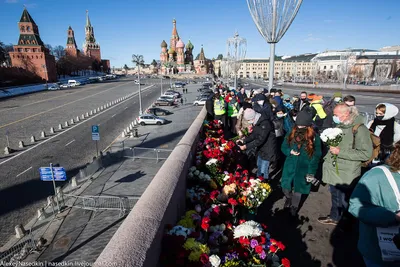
[68,80,81,87]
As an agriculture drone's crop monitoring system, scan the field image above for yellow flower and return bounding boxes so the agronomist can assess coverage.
[253,257,261,264]
[183,238,197,250]
[188,250,202,261]
[198,244,210,254]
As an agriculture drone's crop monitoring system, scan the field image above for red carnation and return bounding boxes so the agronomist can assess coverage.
[239,236,250,246]
[200,253,209,264]
[276,241,286,251]
[226,222,233,229]
[227,207,233,214]
[228,198,238,206]
[201,217,210,231]
[210,190,219,200]
[269,245,277,253]
[281,258,290,267]
[213,206,220,214]
[260,236,266,244]
[239,219,246,224]
[255,245,264,254]
[270,238,277,245]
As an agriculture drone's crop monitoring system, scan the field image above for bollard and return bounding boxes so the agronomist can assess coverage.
[100,106,103,111]
[64,121,69,127]
[41,131,46,138]
[30,136,36,143]
[18,141,25,148]
[71,177,78,188]
[58,124,63,130]
[121,131,126,138]
[50,127,55,134]
[106,104,109,108]
[97,107,100,112]
[81,114,85,120]
[70,119,74,125]
[126,127,130,133]
[76,116,80,122]
[129,125,133,131]
[93,109,97,114]
[4,146,11,155]
[15,224,25,238]
[79,169,87,179]
[134,120,137,126]
[85,112,89,117]
[89,111,93,116]
[37,207,45,220]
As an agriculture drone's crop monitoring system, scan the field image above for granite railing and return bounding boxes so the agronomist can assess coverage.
[93,107,207,267]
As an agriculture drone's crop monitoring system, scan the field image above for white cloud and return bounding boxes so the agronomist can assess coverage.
[5,0,18,3]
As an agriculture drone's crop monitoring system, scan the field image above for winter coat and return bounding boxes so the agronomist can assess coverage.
[281,132,322,194]
[367,103,400,148]
[244,115,278,162]
[237,92,247,105]
[322,121,373,186]
[235,107,251,134]
[349,166,400,266]
[293,99,309,112]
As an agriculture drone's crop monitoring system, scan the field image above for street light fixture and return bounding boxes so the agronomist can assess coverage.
[247,0,303,89]
[132,54,144,115]
[226,32,247,90]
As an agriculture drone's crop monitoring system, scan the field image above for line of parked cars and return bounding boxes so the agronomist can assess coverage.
[154,89,181,106]
[48,74,119,91]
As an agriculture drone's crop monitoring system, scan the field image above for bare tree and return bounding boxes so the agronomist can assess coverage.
[52,45,65,61]
[374,64,390,86]
[337,52,356,89]
[362,65,373,82]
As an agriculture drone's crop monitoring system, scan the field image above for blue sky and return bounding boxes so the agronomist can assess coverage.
[1,0,398,68]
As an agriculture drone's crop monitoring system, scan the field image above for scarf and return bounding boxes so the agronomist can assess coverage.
[370,117,395,148]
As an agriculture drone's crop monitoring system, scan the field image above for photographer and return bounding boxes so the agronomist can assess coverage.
[349,141,400,266]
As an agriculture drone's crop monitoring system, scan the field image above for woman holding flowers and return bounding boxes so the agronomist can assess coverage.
[281,110,322,216]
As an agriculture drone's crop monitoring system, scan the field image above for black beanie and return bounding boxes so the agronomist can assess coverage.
[295,110,313,127]
[242,102,252,110]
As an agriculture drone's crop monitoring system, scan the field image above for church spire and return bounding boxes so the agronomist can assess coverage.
[86,10,91,27]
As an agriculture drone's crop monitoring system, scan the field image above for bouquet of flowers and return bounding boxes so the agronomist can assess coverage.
[320,128,344,174]
[239,178,272,214]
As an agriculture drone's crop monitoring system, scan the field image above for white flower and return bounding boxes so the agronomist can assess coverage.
[209,255,221,267]
[206,158,218,166]
[250,195,254,198]
[223,175,230,181]
[233,220,263,238]
[220,146,225,151]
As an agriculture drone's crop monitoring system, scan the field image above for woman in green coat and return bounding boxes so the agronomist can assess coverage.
[281,110,322,216]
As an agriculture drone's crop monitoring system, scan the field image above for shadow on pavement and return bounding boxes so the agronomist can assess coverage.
[114,170,146,183]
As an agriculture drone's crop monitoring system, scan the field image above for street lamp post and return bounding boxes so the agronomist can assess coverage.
[226,32,247,90]
[132,54,144,115]
[247,0,303,89]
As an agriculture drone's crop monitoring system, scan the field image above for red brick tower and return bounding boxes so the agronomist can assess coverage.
[83,10,101,62]
[170,19,179,52]
[65,26,79,57]
[9,7,57,82]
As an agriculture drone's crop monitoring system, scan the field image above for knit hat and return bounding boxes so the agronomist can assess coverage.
[270,88,277,93]
[253,93,267,102]
[242,102,252,110]
[243,108,256,121]
[295,110,313,126]
[283,94,290,100]
[333,92,342,98]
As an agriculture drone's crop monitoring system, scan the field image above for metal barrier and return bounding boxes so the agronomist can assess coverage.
[63,194,137,218]
[126,147,173,162]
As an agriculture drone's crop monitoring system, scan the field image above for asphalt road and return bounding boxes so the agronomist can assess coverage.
[0,77,170,244]
[246,80,400,118]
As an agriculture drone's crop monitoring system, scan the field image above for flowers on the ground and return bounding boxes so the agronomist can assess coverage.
[160,120,289,267]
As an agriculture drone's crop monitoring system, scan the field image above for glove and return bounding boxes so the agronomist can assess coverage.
[306,174,320,186]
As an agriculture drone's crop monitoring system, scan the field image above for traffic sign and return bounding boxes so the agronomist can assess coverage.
[39,167,67,181]
[92,125,100,141]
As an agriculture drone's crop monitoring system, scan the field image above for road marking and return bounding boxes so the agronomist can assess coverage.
[16,166,32,177]
[0,85,154,167]
[65,139,75,147]
[0,81,135,130]
[124,107,128,110]
[111,114,117,118]
[0,81,122,114]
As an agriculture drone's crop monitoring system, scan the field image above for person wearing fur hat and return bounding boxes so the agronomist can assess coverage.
[238,110,278,179]
[281,109,322,216]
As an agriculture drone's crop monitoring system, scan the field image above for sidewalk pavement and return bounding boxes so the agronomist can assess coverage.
[1,84,203,265]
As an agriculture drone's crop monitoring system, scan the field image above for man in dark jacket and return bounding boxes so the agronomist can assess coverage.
[238,109,278,179]
[237,87,247,107]
[252,94,273,120]
[293,91,310,112]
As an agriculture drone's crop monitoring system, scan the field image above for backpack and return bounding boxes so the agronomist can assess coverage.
[322,100,335,116]
[352,124,381,167]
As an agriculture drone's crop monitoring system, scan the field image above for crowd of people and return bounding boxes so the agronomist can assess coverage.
[205,83,400,267]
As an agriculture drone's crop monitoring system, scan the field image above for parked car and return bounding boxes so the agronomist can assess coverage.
[159,95,176,101]
[155,99,174,106]
[136,114,167,126]
[68,80,81,87]
[60,83,72,89]
[193,97,208,106]
[48,84,60,90]
[145,107,172,116]
[164,90,181,98]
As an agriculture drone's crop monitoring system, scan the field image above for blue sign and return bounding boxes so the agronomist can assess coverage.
[92,125,100,141]
[39,167,67,181]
